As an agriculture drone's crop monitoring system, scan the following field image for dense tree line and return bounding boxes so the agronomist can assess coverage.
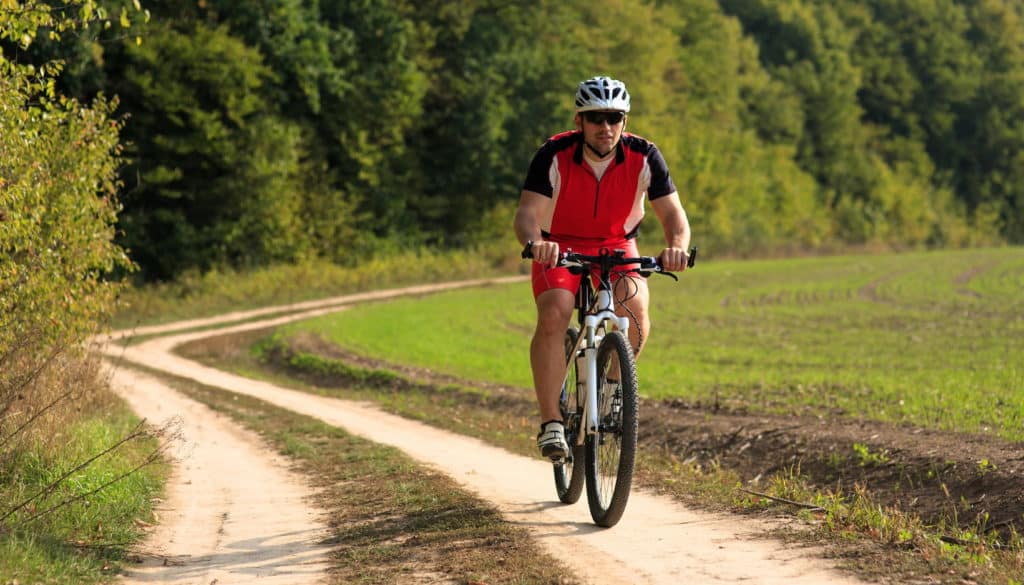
[720,0,1023,246]
[5,0,1021,281]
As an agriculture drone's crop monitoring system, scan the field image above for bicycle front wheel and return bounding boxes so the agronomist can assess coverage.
[554,327,585,504]
[585,330,639,527]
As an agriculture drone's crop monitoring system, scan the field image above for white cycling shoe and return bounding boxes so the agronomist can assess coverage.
[537,420,569,461]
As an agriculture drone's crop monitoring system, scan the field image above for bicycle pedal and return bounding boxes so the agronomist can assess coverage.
[544,448,568,463]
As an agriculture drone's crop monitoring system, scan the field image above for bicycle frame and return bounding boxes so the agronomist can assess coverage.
[523,244,695,451]
[527,244,695,525]
[565,269,630,442]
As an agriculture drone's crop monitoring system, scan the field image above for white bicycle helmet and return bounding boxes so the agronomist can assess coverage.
[575,76,631,113]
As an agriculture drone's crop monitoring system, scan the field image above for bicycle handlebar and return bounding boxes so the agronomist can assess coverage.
[522,246,698,279]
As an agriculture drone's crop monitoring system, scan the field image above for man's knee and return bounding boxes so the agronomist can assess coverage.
[536,308,572,338]
[535,291,574,337]
[619,298,650,330]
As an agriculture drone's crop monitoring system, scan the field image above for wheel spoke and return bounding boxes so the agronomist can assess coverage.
[554,328,584,504]
[585,331,638,527]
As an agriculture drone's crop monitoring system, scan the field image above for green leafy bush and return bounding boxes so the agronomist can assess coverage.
[2,1,145,561]
[1,63,128,432]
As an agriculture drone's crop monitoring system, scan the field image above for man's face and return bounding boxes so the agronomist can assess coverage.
[576,110,626,154]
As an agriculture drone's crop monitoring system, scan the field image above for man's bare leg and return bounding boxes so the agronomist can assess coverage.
[530,288,575,422]
[615,275,650,357]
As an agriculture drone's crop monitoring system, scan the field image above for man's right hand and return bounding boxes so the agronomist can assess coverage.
[530,240,561,268]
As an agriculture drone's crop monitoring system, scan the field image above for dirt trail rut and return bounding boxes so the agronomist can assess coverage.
[110,366,331,584]
[108,279,868,584]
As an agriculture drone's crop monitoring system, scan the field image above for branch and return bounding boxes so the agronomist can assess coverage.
[0,386,76,452]
[739,488,825,512]
[17,443,165,527]
[938,534,1007,549]
[0,419,150,523]
[0,345,64,428]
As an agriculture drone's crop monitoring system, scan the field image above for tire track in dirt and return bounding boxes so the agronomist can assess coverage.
[107,278,869,584]
[109,366,332,584]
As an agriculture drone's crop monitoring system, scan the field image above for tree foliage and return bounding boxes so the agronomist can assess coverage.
[722,0,1012,244]
[112,20,312,277]
[9,0,1022,282]
[0,0,134,480]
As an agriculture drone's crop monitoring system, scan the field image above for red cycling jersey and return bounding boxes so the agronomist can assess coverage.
[522,130,676,297]
[521,130,676,244]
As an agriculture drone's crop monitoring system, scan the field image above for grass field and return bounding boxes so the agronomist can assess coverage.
[279,247,1024,441]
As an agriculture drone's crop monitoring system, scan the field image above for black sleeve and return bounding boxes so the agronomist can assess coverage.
[646,145,676,201]
[521,141,556,197]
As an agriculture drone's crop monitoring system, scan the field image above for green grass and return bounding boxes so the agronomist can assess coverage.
[194,313,1024,585]
[0,404,166,584]
[113,243,521,329]
[279,247,1024,440]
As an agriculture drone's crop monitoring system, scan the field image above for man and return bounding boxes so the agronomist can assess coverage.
[513,75,692,461]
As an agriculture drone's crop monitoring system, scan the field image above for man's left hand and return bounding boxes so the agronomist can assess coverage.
[658,247,689,272]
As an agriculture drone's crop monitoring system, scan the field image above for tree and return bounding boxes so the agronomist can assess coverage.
[11,0,1013,282]
[402,0,588,242]
[110,21,311,279]
[959,0,1024,241]
[720,0,983,245]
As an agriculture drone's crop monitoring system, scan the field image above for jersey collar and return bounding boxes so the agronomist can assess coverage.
[573,131,626,165]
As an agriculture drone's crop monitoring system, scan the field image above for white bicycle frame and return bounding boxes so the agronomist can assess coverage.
[566,286,630,443]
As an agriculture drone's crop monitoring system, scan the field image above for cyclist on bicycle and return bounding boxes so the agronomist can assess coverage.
[514,75,692,461]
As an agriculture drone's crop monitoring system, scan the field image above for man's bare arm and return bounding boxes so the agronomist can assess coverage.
[513,190,560,267]
[650,192,691,271]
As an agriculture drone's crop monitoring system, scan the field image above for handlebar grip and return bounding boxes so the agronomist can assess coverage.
[521,241,533,259]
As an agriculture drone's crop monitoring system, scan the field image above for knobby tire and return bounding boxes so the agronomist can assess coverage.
[585,330,638,527]
[554,327,585,504]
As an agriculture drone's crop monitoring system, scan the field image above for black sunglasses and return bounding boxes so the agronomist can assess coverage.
[582,111,625,125]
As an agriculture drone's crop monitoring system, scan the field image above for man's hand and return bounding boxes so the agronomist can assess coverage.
[658,247,689,272]
[531,241,561,268]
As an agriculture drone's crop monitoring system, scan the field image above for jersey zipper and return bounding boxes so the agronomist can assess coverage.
[589,159,618,218]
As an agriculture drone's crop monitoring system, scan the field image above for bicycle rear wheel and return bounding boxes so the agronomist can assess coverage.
[585,330,638,527]
[554,328,585,504]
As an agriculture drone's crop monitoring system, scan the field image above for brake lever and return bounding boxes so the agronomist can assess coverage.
[655,246,696,278]
[653,268,679,281]
[638,266,679,281]
[652,247,695,278]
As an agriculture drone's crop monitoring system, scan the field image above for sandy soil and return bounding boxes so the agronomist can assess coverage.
[108,366,332,584]
[107,278,869,584]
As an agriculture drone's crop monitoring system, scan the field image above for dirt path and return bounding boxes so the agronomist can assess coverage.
[106,279,869,584]
[108,366,332,584]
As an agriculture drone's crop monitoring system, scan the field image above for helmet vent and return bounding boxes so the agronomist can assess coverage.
[574,76,631,113]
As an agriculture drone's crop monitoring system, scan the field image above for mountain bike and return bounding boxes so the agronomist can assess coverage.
[524,246,696,527]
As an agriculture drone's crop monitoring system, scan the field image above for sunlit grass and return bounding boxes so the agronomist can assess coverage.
[0,403,165,584]
[280,247,1024,440]
[113,242,520,328]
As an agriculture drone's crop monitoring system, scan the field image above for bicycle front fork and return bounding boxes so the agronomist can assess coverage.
[582,346,599,436]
